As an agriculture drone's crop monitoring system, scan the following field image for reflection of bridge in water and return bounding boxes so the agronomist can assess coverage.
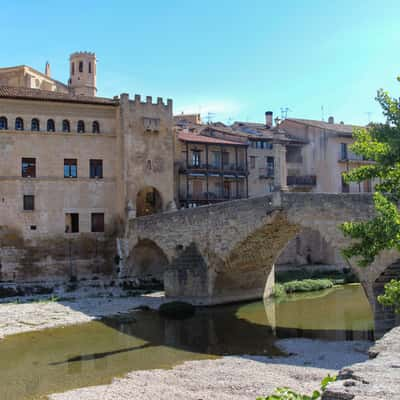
[0,285,373,400]
[122,192,400,337]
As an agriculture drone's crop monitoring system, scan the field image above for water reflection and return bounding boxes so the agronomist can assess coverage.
[0,284,373,400]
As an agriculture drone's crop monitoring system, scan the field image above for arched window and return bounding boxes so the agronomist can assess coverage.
[47,119,55,132]
[77,120,85,133]
[15,117,24,131]
[79,61,83,73]
[71,62,75,75]
[88,61,92,74]
[31,118,40,131]
[0,116,8,130]
[62,120,70,132]
[92,121,100,133]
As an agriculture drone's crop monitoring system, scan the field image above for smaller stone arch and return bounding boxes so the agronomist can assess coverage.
[126,239,169,281]
[373,260,400,337]
[136,187,163,217]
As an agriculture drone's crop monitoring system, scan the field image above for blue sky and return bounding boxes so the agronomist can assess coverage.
[2,0,400,125]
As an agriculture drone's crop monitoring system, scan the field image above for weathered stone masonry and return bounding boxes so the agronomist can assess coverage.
[123,192,400,336]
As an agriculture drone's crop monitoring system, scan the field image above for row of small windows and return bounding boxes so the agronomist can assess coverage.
[0,117,100,133]
[21,158,103,179]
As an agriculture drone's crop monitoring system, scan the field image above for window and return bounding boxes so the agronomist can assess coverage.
[92,121,100,133]
[15,117,24,131]
[192,150,201,167]
[64,159,77,178]
[79,61,83,73]
[62,120,70,132]
[222,151,229,167]
[340,143,348,160]
[31,118,40,131]
[0,116,8,130]
[21,158,36,178]
[65,213,79,233]
[250,156,256,169]
[91,213,104,233]
[77,120,85,133]
[47,119,55,132]
[266,142,273,150]
[88,61,92,74]
[341,174,350,193]
[90,159,103,178]
[71,62,75,75]
[212,151,221,168]
[23,195,34,211]
[266,156,274,177]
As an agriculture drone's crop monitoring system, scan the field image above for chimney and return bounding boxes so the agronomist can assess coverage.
[328,116,334,124]
[265,111,273,128]
[45,62,51,77]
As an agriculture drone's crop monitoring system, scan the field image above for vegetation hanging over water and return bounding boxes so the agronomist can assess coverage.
[272,279,333,298]
[340,77,400,312]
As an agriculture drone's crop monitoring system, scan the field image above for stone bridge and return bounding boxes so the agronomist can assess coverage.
[120,192,400,336]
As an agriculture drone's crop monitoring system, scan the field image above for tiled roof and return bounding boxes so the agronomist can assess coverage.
[0,86,117,105]
[178,132,247,146]
[284,118,362,134]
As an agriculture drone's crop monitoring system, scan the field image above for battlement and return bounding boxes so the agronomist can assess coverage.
[119,93,173,112]
[70,51,96,59]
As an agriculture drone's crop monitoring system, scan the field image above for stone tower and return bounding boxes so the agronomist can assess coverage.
[68,51,97,97]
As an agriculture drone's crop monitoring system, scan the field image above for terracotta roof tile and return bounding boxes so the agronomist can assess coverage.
[0,86,117,105]
[285,118,362,134]
[178,132,247,146]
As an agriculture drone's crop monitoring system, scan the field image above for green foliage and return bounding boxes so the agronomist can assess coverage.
[275,268,358,285]
[257,374,336,400]
[271,279,333,299]
[340,76,400,311]
[378,279,400,313]
[272,283,286,298]
[341,77,400,266]
[283,279,333,293]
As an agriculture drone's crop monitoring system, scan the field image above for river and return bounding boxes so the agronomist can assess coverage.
[0,283,373,400]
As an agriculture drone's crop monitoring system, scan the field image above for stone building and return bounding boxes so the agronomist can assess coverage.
[0,52,174,283]
[279,117,374,193]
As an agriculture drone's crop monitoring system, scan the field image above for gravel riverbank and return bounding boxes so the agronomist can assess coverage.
[0,293,165,339]
[49,339,370,400]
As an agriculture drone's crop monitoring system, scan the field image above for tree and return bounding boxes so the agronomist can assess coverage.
[341,76,400,312]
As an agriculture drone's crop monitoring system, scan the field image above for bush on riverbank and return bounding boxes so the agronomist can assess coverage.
[272,279,334,298]
[276,268,358,285]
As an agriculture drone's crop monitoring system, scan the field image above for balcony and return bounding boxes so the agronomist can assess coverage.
[178,161,248,176]
[259,167,274,179]
[287,175,317,186]
[179,191,246,207]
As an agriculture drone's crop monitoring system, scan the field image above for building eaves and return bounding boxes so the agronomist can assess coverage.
[0,86,117,106]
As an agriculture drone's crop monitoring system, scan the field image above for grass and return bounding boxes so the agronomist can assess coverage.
[275,268,359,285]
[272,278,334,298]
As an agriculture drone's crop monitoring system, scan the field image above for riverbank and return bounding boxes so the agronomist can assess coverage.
[0,293,165,340]
[49,339,370,400]
[323,325,400,399]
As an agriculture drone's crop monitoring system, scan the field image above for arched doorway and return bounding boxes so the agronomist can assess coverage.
[136,187,162,217]
[127,239,169,282]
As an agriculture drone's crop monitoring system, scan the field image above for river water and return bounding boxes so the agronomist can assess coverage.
[0,284,373,400]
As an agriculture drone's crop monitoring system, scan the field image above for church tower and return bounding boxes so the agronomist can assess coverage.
[68,51,97,97]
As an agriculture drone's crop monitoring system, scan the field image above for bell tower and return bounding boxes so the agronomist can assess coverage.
[68,51,97,97]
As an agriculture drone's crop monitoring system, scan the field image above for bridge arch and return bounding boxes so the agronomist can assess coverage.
[125,239,169,281]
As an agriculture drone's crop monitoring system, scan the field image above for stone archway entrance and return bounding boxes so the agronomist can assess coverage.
[136,187,162,217]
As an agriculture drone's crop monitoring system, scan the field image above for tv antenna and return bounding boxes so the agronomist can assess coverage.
[321,105,325,121]
[365,111,372,123]
[205,112,216,125]
[280,107,291,119]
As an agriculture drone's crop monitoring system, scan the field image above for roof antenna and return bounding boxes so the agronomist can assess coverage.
[280,107,290,119]
[365,111,372,123]
[321,105,325,121]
